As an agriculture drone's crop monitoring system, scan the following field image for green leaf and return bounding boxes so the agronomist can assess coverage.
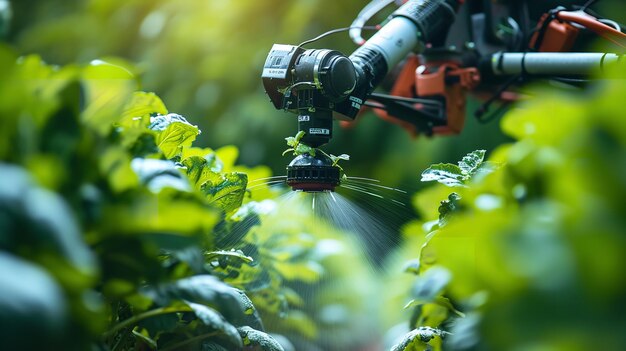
[181,156,223,188]
[145,275,263,331]
[391,327,447,351]
[458,150,485,176]
[0,164,97,281]
[149,114,200,159]
[238,326,285,351]
[438,193,461,226]
[284,131,315,156]
[81,59,138,135]
[285,131,305,147]
[204,172,248,214]
[188,302,243,349]
[421,164,466,187]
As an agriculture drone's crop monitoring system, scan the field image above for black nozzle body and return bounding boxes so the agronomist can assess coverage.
[286,152,340,192]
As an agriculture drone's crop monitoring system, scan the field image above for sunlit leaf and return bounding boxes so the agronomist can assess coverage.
[149,113,200,158]
[204,172,248,214]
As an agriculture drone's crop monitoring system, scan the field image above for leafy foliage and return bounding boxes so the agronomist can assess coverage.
[0,47,379,351]
[283,131,315,156]
[393,76,626,350]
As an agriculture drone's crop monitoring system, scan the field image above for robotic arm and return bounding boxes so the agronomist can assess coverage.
[261,0,625,192]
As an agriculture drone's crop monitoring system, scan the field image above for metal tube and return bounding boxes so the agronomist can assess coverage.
[491,52,623,76]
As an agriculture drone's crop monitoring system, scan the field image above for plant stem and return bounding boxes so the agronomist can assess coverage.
[104,305,193,339]
[160,331,220,351]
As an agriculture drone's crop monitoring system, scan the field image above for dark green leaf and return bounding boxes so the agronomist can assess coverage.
[188,302,243,349]
[438,193,461,226]
[204,172,248,214]
[181,156,223,188]
[238,326,285,351]
[0,252,69,350]
[0,164,97,281]
[145,275,263,331]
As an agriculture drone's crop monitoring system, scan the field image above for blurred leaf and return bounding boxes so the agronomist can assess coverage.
[81,59,137,135]
[0,252,69,350]
[130,158,190,193]
[238,326,284,351]
[122,91,168,121]
[408,267,451,305]
[0,164,97,282]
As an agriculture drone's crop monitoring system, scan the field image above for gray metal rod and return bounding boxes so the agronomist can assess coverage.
[491,52,623,76]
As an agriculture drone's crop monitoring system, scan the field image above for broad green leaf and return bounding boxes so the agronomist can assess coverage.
[188,302,243,349]
[204,172,248,214]
[149,113,200,159]
[238,326,284,351]
[421,164,466,187]
[391,327,446,351]
[145,275,263,331]
[0,253,69,350]
[458,150,485,176]
[181,156,223,188]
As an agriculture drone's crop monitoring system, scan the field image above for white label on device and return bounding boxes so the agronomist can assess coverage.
[309,128,330,135]
[262,68,287,78]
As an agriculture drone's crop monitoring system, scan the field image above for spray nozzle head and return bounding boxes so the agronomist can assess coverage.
[286,152,340,192]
